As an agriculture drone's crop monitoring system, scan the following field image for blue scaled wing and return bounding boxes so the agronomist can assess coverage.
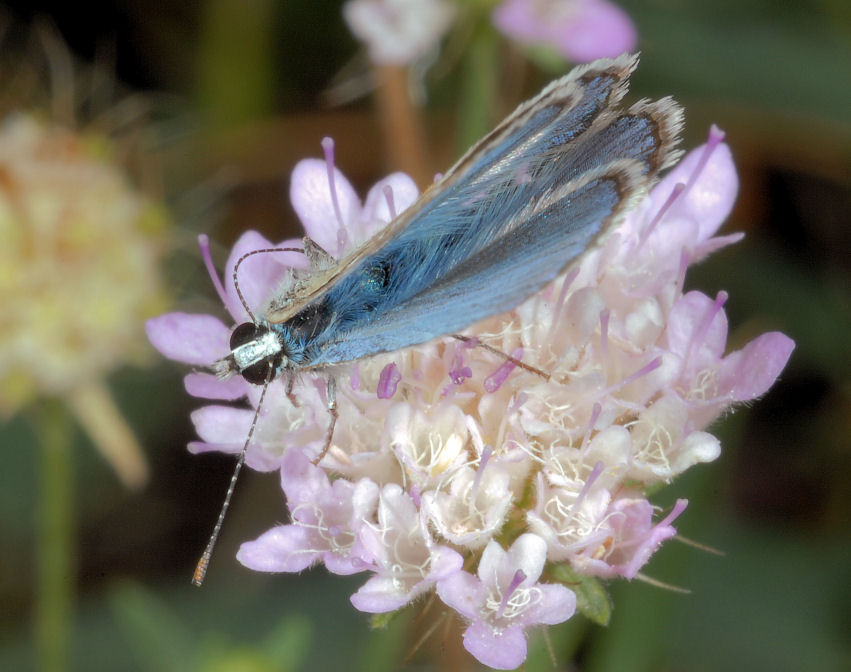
[276,54,683,368]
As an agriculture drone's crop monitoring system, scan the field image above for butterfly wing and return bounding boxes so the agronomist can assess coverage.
[280,55,683,367]
[310,159,653,365]
[265,55,642,323]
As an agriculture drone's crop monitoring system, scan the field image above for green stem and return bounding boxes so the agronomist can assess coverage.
[458,20,500,153]
[35,399,74,672]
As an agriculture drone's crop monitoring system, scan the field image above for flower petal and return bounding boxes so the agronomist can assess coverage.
[655,141,739,242]
[192,405,252,445]
[463,620,527,671]
[505,533,549,584]
[290,158,360,256]
[223,231,305,321]
[554,0,637,62]
[359,172,419,240]
[184,372,247,400]
[350,575,412,613]
[236,525,320,572]
[436,569,481,620]
[723,332,795,401]
[146,313,230,365]
[525,583,576,625]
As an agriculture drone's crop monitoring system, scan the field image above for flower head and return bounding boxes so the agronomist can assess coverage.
[493,0,637,63]
[0,116,166,409]
[1,114,168,487]
[344,0,456,65]
[148,127,794,669]
[437,534,576,670]
[237,448,378,575]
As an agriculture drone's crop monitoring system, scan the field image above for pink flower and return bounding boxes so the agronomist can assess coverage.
[351,484,464,612]
[147,126,794,669]
[145,142,419,472]
[437,534,576,669]
[237,449,377,575]
[570,498,688,579]
[493,0,637,63]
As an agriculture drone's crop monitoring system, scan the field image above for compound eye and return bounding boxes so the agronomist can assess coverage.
[230,322,262,350]
[240,360,275,385]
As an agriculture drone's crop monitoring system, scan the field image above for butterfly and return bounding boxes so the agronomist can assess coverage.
[194,53,683,585]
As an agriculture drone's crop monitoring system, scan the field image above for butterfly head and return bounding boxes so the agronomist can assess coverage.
[213,321,287,385]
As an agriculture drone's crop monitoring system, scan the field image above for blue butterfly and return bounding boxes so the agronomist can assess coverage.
[194,54,682,584]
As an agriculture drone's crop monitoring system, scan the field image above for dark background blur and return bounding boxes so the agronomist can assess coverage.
[1,1,849,670]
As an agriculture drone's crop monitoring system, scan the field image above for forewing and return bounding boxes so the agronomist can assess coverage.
[264,54,642,325]
[310,162,639,365]
[281,55,683,367]
[307,91,683,366]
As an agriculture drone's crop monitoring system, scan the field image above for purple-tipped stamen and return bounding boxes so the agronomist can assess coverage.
[691,291,728,356]
[682,125,726,196]
[377,362,402,399]
[321,136,349,250]
[603,357,663,397]
[484,348,524,393]
[568,460,605,519]
[497,569,528,620]
[547,267,580,343]
[198,234,230,308]
[638,182,686,249]
[471,445,493,495]
[580,403,602,452]
[599,308,610,363]
[382,184,397,219]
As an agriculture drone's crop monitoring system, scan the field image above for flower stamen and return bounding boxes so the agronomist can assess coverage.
[484,347,524,393]
[682,125,725,196]
[383,183,397,219]
[321,136,349,250]
[378,361,402,399]
[198,234,229,307]
[638,182,685,249]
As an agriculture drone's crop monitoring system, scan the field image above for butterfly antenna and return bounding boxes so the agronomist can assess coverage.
[192,372,272,587]
[451,334,551,381]
[232,247,304,323]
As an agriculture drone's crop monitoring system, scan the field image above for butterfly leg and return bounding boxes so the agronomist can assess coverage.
[303,236,336,271]
[450,334,551,381]
[285,374,300,408]
[311,376,338,465]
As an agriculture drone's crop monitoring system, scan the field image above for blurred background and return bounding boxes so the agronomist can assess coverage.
[0,0,848,670]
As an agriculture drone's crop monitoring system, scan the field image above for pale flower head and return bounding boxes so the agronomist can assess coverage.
[148,128,794,669]
[1,112,169,488]
[344,0,456,65]
[0,115,167,411]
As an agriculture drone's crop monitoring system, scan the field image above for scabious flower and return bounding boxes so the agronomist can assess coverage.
[493,0,637,63]
[147,127,794,669]
[0,114,168,487]
[343,0,456,65]
[438,534,576,670]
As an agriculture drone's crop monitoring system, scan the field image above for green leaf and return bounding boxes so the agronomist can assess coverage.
[261,615,313,670]
[368,610,399,631]
[361,608,412,672]
[549,564,613,626]
[108,580,195,672]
